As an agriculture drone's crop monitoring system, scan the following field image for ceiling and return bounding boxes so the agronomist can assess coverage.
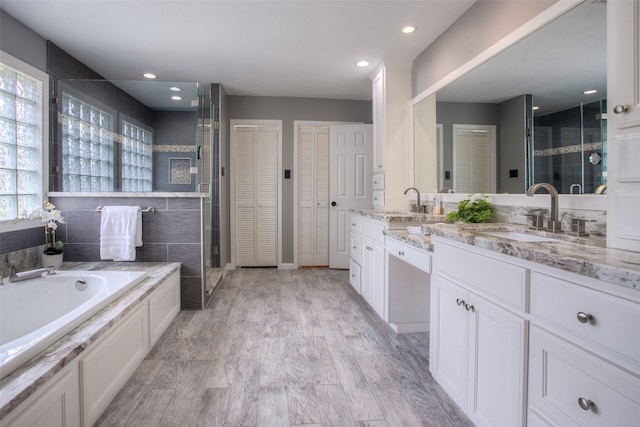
[1,0,476,101]
[436,1,607,115]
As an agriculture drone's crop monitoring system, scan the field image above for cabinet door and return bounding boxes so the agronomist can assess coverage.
[361,236,374,305]
[467,293,527,427]
[429,275,469,409]
[372,67,385,171]
[369,241,386,319]
[607,0,640,251]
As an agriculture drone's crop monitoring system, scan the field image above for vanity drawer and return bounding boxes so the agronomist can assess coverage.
[349,259,361,294]
[372,190,385,209]
[386,238,431,273]
[372,173,385,190]
[350,232,361,263]
[530,272,640,367]
[433,240,527,311]
[361,218,386,245]
[350,214,361,234]
[529,326,640,427]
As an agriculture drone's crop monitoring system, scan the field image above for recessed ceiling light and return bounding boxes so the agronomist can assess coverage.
[402,26,416,34]
[142,72,157,79]
[583,89,598,95]
[171,95,182,101]
[169,86,181,92]
[356,60,370,68]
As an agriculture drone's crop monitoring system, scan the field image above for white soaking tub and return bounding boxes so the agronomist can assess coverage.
[0,270,147,379]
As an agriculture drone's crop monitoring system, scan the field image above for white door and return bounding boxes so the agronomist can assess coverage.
[453,125,496,194]
[297,125,329,266]
[232,122,279,267]
[329,124,372,269]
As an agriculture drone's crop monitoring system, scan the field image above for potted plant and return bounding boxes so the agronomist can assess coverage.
[27,201,65,268]
[446,194,492,224]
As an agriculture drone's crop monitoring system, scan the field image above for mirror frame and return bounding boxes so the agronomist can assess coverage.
[409,0,585,191]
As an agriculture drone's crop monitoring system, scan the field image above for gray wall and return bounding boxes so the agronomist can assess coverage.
[498,95,530,194]
[227,96,372,265]
[412,0,557,97]
[436,102,498,189]
[0,10,47,72]
[50,196,204,309]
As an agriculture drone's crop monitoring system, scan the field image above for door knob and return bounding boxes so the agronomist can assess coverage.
[331,201,337,206]
[613,104,629,114]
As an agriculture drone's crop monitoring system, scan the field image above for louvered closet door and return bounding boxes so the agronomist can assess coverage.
[298,126,329,266]
[233,125,278,267]
[453,127,495,193]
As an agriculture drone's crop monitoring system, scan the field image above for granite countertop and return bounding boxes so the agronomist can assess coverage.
[351,208,446,223]
[384,229,434,252]
[429,222,640,290]
[0,262,181,420]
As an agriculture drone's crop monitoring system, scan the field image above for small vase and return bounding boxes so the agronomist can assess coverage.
[42,253,63,269]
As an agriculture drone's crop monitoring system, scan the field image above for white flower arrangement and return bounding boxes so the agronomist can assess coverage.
[15,201,65,254]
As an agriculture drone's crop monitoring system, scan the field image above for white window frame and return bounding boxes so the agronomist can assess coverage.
[0,51,49,233]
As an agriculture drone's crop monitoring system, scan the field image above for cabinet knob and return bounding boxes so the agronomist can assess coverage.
[465,303,475,312]
[578,397,595,411]
[398,251,404,256]
[613,104,629,114]
[456,298,465,306]
[577,312,593,324]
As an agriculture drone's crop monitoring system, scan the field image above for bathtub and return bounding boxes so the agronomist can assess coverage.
[0,270,148,379]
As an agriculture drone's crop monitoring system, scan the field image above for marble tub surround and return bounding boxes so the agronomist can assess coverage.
[0,245,46,280]
[351,208,446,224]
[430,222,640,290]
[0,261,180,420]
[384,229,433,252]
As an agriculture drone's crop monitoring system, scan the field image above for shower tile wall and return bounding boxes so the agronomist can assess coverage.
[50,195,204,309]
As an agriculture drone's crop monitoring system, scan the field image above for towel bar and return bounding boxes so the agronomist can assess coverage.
[95,206,156,214]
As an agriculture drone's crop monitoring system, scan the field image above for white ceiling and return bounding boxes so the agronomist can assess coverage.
[1,0,476,101]
[436,1,607,115]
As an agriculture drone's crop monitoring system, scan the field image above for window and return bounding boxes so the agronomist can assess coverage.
[0,53,48,223]
[121,120,153,191]
[60,92,115,192]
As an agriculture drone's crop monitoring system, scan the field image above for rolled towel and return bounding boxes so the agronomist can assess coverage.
[407,226,425,236]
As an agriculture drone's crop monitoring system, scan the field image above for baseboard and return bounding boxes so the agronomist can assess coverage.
[278,263,297,270]
[389,321,429,333]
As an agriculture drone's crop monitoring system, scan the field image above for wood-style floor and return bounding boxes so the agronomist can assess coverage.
[96,268,473,427]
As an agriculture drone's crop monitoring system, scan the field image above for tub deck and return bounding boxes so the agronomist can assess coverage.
[0,262,181,420]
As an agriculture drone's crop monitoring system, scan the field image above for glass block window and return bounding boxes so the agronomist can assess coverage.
[60,93,114,191]
[0,60,45,221]
[121,120,153,192]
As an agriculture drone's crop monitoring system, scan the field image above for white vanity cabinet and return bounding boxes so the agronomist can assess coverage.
[358,217,387,319]
[528,269,640,427]
[430,237,527,427]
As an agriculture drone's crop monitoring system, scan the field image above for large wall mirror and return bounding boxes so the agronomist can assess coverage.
[49,79,209,193]
[413,1,606,195]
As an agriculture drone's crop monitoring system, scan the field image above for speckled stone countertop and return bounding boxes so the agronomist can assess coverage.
[351,209,446,224]
[428,223,640,290]
[384,229,434,252]
[0,261,181,420]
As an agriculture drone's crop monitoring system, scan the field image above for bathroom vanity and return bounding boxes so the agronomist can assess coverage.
[429,224,640,427]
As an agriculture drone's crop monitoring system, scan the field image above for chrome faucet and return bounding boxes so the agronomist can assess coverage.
[9,265,56,283]
[404,187,423,213]
[526,183,562,232]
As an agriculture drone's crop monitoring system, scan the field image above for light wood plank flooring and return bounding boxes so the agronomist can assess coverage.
[96,268,473,427]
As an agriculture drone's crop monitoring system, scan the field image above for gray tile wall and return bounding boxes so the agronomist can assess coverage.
[49,195,204,309]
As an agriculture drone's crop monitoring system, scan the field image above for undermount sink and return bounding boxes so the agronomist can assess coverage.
[481,230,560,243]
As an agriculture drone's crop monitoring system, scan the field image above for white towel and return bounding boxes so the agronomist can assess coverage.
[407,226,425,236]
[100,206,142,261]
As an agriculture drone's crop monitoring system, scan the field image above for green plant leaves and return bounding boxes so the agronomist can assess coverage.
[446,194,492,223]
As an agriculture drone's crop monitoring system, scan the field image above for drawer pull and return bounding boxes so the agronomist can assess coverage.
[577,312,593,324]
[398,251,405,256]
[353,246,357,249]
[352,223,356,226]
[456,298,465,306]
[578,397,595,411]
[465,303,475,312]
